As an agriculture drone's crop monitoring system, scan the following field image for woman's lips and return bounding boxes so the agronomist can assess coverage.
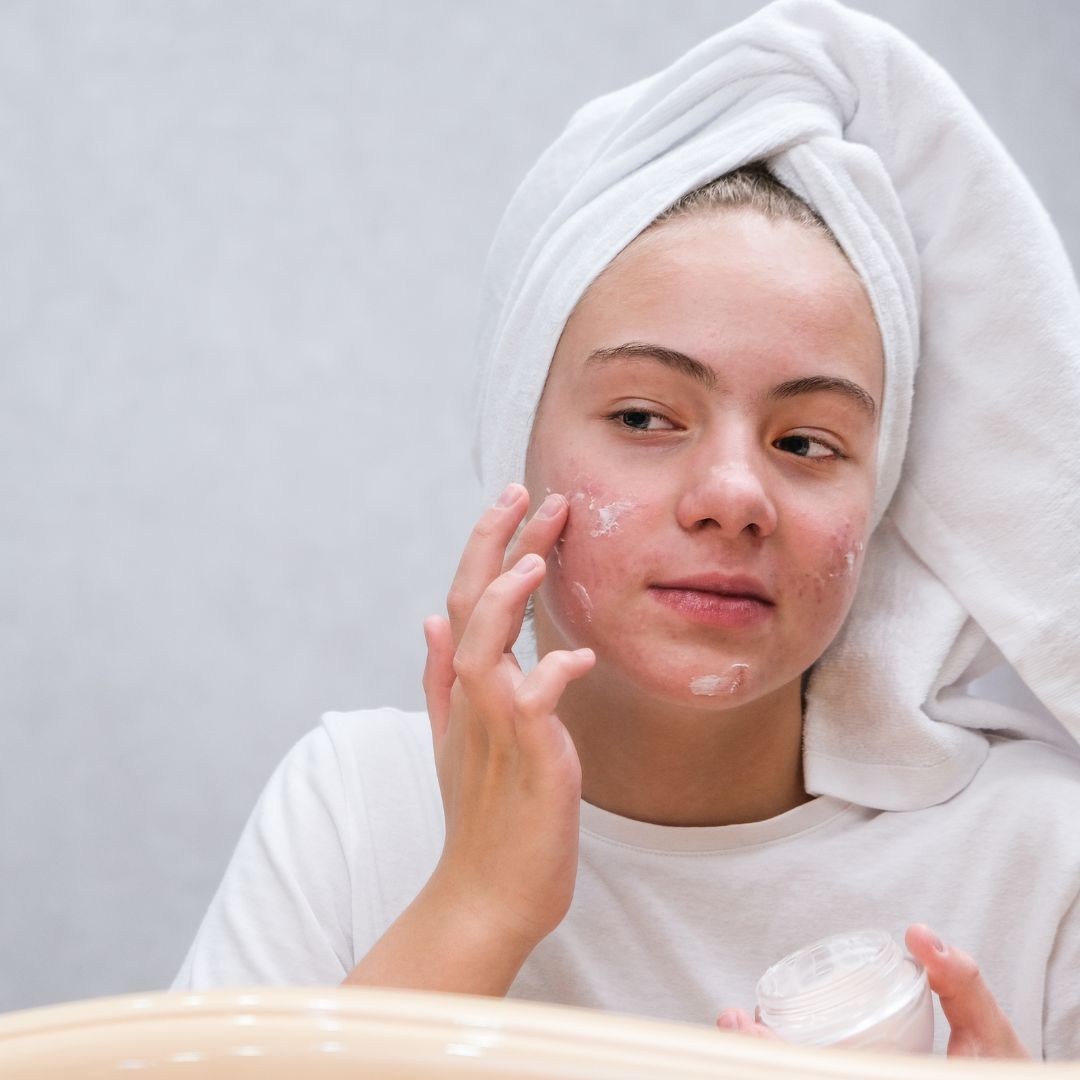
[648,585,774,628]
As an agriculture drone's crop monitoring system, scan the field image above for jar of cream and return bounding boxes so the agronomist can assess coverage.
[755,930,934,1052]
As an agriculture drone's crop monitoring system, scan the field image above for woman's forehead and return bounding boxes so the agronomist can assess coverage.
[551,211,884,399]
[587,211,866,310]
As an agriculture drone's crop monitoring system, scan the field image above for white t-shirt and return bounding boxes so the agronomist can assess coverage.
[173,708,1080,1059]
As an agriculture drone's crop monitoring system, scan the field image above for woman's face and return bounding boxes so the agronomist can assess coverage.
[525,210,884,709]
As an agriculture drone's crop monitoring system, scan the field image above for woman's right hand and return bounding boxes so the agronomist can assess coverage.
[420,482,595,960]
[342,483,592,994]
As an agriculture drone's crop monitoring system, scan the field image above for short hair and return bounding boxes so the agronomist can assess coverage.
[651,161,843,253]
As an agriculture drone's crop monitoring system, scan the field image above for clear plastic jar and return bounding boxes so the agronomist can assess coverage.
[755,929,934,1052]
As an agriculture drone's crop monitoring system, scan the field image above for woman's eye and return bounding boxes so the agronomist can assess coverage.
[610,409,675,432]
[774,434,842,459]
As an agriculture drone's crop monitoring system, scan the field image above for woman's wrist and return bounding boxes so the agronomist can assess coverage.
[343,875,541,996]
[419,871,549,977]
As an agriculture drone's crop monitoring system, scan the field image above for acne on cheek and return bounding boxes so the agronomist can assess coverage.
[539,477,636,636]
[826,522,866,582]
[790,521,868,606]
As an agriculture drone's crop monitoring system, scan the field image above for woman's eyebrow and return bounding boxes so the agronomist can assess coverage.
[768,375,877,418]
[584,342,877,417]
[584,342,717,389]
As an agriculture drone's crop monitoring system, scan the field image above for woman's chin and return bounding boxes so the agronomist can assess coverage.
[582,647,775,711]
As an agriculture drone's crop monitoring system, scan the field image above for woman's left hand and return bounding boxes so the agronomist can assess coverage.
[716,925,1030,1058]
[904,924,1028,1058]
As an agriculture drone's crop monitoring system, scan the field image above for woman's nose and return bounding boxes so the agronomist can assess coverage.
[674,442,779,538]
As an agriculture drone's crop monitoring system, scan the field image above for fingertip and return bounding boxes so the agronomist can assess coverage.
[494,482,528,509]
[534,491,569,521]
[716,1008,776,1039]
[511,552,546,576]
[565,647,596,679]
[906,923,947,959]
[716,1009,739,1031]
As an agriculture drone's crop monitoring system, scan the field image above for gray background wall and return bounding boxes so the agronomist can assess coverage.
[2,0,1077,1013]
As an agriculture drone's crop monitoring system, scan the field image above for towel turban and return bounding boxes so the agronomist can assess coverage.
[472,0,1080,809]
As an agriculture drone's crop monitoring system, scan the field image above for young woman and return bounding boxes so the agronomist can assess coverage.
[174,1,1080,1059]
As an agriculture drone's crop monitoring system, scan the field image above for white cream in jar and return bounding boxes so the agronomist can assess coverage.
[755,929,934,1052]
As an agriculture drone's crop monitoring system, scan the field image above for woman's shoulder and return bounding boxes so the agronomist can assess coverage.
[953,737,1080,848]
[866,738,1080,877]
[309,706,437,793]
[262,707,433,788]
[975,736,1080,793]
[253,708,438,829]
[318,706,432,752]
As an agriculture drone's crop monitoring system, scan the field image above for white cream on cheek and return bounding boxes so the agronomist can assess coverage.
[569,489,637,538]
[537,478,631,643]
[836,539,864,579]
[790,521,867,601]
[569,580,593,623]
[540,480,635,630]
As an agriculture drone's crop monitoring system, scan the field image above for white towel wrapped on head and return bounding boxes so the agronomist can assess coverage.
[472,0,1080,810]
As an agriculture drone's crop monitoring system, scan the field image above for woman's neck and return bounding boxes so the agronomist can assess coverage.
[553,656,810,827]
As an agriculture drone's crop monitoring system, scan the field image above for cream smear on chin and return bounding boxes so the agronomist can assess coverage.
[689,665,750,696]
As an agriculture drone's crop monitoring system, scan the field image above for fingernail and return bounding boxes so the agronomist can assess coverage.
[717,1012,738,1030]
[512,553,542,575]
[495,484,520,508]
[536,493,565,519]
[931,933,947,953]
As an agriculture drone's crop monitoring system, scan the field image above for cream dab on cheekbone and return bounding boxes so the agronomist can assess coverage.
[689,665,750,696]
[844,539,865,575]
[571,491,636,538]
[827,539,865,581]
